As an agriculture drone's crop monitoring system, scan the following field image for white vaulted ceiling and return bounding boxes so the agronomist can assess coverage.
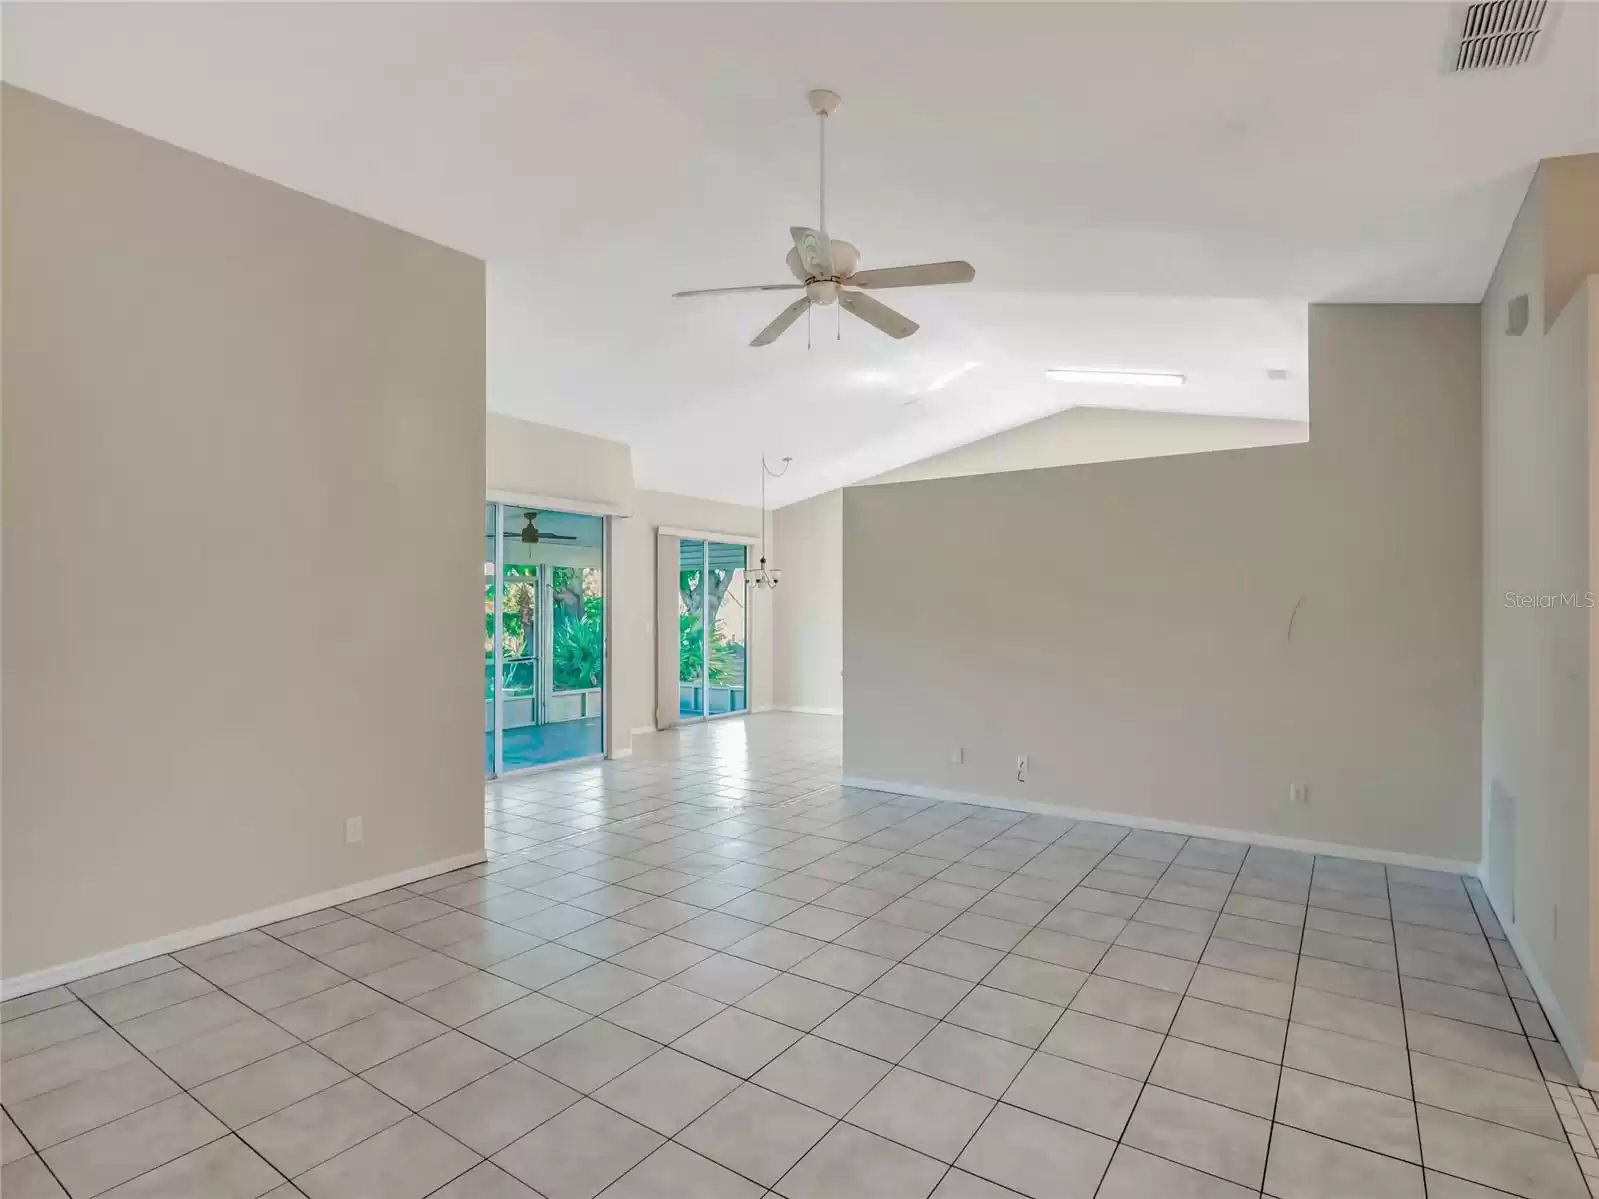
[5,3,1596,504]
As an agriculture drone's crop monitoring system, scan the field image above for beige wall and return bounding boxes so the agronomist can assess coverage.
[1481,170,1592,1068]
[1480,152,1599,1079]
[1542,156,1599,333]
[485,411,633,514]
[773,490,843,714]
[844,304,1481,865]
[864,407,1309,487]
[2,88,486,982]
[613,490,772,744]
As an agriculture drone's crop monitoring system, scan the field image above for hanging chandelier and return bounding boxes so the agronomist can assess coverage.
[752,455,791,588]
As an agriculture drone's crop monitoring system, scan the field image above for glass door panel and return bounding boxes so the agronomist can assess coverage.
[710,543,749,715]
[485,504,498,777]
[678,539,706,719]
[500,563,539,759]
[551,562,604,739]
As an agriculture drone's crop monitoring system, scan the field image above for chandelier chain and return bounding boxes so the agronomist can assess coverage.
[756,455,793,588]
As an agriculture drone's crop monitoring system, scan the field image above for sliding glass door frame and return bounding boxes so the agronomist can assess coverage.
[491,502,506,774]
[701,540,749,723]
[671,534,752,725]
[485,500,613,779]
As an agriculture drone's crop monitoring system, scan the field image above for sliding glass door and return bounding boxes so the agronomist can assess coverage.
[485,503,604,776]
[677,539,749,721]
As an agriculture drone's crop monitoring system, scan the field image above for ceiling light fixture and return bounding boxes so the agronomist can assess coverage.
[753,455,792,589]
[1045,368,1186,388]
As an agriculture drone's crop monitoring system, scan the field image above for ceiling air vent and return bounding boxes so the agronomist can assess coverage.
[1454,0,1549,71]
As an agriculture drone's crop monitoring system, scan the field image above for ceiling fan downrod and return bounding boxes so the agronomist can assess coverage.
[807,88,840,238]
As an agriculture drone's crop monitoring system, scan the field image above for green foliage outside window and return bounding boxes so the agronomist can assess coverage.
[485,564,603,698]
[553,592,604,690]
[679,569,746,685]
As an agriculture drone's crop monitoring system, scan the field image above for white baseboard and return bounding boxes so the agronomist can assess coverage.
[631,724,657,737]
[1,849,487,1001]
[1480,887,1594,1087]
[841,777,1479,876]
[772,705,844,717]
[607,747,634,760]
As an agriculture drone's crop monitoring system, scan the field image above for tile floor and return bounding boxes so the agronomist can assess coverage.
[3,713,1594,1199]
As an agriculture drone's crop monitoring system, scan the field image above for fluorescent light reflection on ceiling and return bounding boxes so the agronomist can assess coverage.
[1045,368,1185,387]
[924,361,982,392]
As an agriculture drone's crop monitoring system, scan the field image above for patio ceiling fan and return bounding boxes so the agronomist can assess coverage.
[503,512,577,544]
[672,89,975,347]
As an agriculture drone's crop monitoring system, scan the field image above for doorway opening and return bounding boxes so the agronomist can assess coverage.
[485,503,605,775]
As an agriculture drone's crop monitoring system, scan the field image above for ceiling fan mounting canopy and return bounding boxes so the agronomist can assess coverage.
[672,89,975,347]
[807,88,841,118]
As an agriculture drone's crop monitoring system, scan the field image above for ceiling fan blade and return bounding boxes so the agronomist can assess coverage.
[673,283,804,298]
[839,290,919,339]
[751,297,812,347]
[847,261,975,289]
[790,226,834,278]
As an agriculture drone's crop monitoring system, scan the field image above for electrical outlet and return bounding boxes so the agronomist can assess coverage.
[1289,783,1309,806]
[345,816,364,844]
[950,746,964,764]
[1016,755,1028,783]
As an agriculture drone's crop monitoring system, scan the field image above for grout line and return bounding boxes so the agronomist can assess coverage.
[1089,836,1211,1199]
[1466,873,1593,1198]
[1391,865,1429,1199]
[32,1002,246,1196]
[1261,854,1311,1199]
[1,1086,77,1199]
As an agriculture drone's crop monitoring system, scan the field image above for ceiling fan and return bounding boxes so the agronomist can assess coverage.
[673,89,975,347]
[503,512,576,544]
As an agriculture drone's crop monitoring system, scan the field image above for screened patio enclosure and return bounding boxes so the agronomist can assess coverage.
[485,504,604,775]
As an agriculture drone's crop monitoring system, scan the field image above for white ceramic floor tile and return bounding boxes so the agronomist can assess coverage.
[13,717,1585,1199]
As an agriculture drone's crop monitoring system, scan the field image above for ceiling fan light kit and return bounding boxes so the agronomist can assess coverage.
[673,89,975,346]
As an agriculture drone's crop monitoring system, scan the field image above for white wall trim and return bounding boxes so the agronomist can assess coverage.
[1479,883,1595,1087]
[841,776,1479,876]
[1,849,487,1001]
[608,747,634,760]
[487,488,631,519]
[631,724,658,737]
[655,525,759,546]
[773,705,844,717]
